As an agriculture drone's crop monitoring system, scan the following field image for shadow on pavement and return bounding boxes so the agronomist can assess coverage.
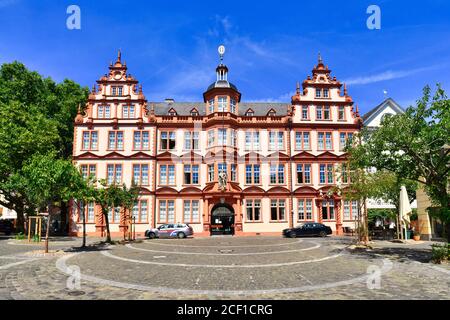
[348,246,432,263]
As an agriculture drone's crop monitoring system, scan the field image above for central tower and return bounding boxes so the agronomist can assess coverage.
[203,45,241,115]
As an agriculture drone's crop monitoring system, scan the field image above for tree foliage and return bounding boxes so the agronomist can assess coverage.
[348,84,450,239]
[0,62,88,230]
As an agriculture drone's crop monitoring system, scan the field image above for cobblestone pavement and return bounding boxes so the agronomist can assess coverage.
[0,236,448,300]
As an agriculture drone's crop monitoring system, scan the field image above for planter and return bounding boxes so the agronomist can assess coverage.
[413,235,421,241]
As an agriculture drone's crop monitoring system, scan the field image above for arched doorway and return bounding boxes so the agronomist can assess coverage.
[210,203,235,236]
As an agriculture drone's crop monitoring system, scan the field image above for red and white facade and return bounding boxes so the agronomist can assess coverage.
[70,51,363,237]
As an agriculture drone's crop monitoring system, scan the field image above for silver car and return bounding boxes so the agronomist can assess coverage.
[145,223,193,239]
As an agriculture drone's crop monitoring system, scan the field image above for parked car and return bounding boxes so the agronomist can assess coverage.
[0,219,14,235]
[145,223,193,239]
[282,223,332,238]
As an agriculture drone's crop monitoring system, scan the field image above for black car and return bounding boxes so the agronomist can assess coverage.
[0,219,14,235]
[283,223,332,238]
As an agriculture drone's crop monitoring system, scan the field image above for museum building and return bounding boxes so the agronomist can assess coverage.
[70,50,363,237]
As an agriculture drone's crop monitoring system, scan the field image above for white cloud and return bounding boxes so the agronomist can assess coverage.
[343,66,438,85]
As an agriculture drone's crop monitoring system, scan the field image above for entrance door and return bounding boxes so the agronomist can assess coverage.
[210,204,235,236]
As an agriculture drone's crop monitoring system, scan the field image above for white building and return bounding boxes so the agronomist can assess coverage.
[362,98,417,210]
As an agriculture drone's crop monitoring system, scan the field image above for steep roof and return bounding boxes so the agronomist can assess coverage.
[152,102,289,116]
[362,98,405,124]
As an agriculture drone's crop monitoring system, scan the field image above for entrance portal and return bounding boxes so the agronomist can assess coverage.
[210,204,235,236]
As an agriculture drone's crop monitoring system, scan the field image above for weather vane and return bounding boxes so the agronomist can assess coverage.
[218,45,225,64]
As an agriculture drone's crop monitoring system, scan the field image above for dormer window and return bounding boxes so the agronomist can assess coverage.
[268,109,277,117]
[245,109,254,117]
[168,108,177,116]
[190,108,199,117]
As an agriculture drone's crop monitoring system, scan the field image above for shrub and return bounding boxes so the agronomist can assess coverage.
[14,232,25,240]
[431,243,450,264]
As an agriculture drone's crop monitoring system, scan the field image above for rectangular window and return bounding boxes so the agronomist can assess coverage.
[159,200,175,224]
[269,131,284,150]
[315,89,321,98]
[343,200,358,220]
[108,206,121,223]
[318,132,324,150]
[320,164,326,184]
[218,129,227,145]
[245,131,260,151]
[246,165,260,184]
[230,99,236,113]
[302,106,309,120]
[316,107,323,120]
[208,164,214,182]
[296,164,311,184]
[270,165,284,184]
[295,132,310,150]
[184,132,191,150]
[246,200,261,221]
[323,89,329,98]
[298,199,313,221]
[133,164,149,186]
[98,105,111,118]
[160,165,175,185]
[339,132,353,151]
[132,200,148,223]
[160,131,176,150]
[322,200,335,220]
[338,106,345,120]
[230,164,237,182]
[123,105,135,118]
[82,131,98,150]
[87,203,95,223]
[341,163,350,184]
[325,132,332,150]
[230,130,236,147]
[271,199,286,221]
[80,164,96,180]
[107,164,122,184]
[108,131,124,150]
[184,200,200,223]
[209,99,215,113]
[324,106,330,120]
[207,130,215,147]
[118,86,123,96]
[133,131,150,150]
[218,97,227,112]
[318,132,333,150]
[184,165,199,185]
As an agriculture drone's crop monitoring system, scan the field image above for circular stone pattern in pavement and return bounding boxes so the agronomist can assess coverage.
[56,237,393,295]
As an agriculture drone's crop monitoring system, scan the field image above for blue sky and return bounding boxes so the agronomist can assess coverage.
[1,0,449,114]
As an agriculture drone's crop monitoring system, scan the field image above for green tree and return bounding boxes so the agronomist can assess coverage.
[348,85,450,240]
[0,62,88,232]
[12,153,90,252]
[93,181,140,244]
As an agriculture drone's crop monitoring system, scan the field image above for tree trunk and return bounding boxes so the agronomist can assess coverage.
[60,201,68,235]
[103,209,111,243]
[15,207,25,234]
